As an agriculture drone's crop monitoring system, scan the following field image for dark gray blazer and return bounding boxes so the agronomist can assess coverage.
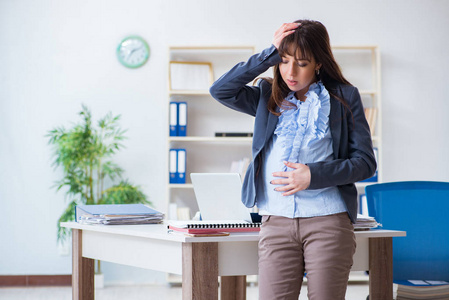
[209,45,376,223]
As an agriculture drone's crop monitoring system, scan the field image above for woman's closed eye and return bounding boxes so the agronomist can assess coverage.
[281,63,307,68]
[281,59,307,67]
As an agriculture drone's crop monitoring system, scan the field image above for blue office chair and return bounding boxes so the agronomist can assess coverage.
[365,181,449,289]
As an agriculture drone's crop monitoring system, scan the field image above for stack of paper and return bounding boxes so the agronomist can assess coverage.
[397,281,449,299]
[76,204,164,225]
[354,214,381,230]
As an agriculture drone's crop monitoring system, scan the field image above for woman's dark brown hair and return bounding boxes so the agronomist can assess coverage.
[266,19,352,116]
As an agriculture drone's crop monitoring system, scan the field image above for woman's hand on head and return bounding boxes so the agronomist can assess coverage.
[271,161,311,196]
[272,23,300,49]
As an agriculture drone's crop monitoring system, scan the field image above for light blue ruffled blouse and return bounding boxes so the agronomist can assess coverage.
[257,81,347,218]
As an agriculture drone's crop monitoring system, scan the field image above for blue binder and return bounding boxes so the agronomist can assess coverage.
[177,149,186,184]
[169,149,178,183]
[177,102,187,136]
[169,102,178,136]
[169,148,187,184]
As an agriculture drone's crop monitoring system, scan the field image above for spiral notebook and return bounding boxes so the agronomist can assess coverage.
[168,173,261,234]
[167,220,260,234]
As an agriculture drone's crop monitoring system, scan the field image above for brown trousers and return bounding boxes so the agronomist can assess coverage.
[258,213,356,300]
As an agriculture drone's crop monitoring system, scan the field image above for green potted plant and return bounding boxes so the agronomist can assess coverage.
[47,105,151,284]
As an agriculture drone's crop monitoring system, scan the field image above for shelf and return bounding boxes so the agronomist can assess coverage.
[169,183,194,189]
[169,136,253,143]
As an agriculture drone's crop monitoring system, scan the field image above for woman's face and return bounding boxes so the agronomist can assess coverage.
[279,52,321,101]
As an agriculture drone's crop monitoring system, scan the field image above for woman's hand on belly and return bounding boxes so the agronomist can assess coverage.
[271,161,311,196]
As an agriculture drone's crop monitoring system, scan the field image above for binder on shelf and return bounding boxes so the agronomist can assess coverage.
[178,102,187,136]
[177,149,186,184]
[169,148,187,184]
[360,147,378,183]
[169,102,178,136]
[169,149,178,183]
[169,102,187,136]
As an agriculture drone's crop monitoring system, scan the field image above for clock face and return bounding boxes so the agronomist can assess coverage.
[117,36,150,68]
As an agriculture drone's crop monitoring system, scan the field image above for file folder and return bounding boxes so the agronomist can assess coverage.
[177,149,186,184]
[169,149,177,183]
[177,102,187,136]
[169,102,178,136]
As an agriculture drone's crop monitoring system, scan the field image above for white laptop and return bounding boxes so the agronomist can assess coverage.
[190,173,253,222]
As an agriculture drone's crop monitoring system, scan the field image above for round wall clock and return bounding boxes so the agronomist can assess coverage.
[116,36,150,68]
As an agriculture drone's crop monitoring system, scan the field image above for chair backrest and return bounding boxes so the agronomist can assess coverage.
[365,181,449,283]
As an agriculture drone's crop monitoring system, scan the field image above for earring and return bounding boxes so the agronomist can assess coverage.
[316,69,320,76]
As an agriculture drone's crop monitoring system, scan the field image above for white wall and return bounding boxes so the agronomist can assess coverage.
[1,0,448,285]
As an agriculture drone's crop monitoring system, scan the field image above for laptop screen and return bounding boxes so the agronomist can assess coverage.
[190,173,253,222]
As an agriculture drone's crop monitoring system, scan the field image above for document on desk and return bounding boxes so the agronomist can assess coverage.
[354,214,382,230]
[76,204,164,225]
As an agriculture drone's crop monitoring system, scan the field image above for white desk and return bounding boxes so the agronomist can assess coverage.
[61,222,405,300]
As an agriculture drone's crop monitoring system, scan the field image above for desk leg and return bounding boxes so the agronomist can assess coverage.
[369,237,393,300]
[221,276,246,300]
[182,242,218,300]
[72,229,94,300]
